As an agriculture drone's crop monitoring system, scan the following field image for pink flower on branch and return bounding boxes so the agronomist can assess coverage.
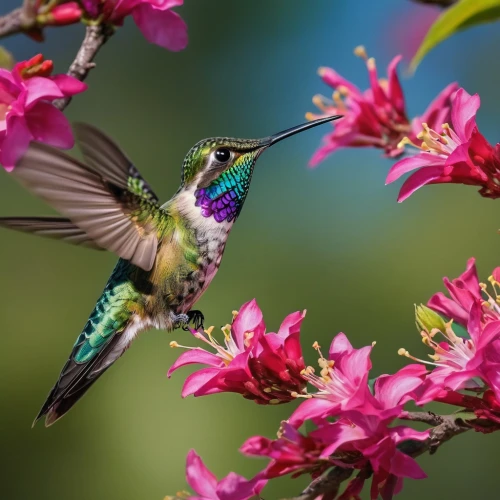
[168,300,307,404]
[427,258,500,328]
[307,46,457,165]
[81,0,188,51]
[386,88,500,201]
[288,334,425,427]
[288,334,374,427]
[0,54,87,171]
[171,449,265,500]
[397,261,500,403]
[315,413,429,500]
[240,421,335,479]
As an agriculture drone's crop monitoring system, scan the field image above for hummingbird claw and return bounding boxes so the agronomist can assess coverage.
[172,310,205,331]
[186,310,205,331]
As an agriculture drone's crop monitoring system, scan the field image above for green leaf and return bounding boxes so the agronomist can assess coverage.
[411,0,500,72]
[0,47,14,70]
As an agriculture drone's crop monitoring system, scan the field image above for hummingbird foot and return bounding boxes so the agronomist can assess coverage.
[171,310,205,331]
[185,310,205,331]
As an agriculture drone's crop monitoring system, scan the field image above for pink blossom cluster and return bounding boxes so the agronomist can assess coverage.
[169,286,500,499]
[168,299,307,404]
[0,54,86,170]
[309,48,500,203]
[0,0,187,172]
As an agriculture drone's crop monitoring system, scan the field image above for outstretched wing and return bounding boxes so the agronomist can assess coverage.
[73,122,159,203]
[10,126,164,271]
[0,216,104,249]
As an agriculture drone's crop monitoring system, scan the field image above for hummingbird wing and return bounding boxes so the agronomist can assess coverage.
[73,122,159,203]
[10,140,163,271]
[0,216,104,249]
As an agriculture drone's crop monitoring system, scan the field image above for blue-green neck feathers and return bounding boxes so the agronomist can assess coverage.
[194,153,256,223]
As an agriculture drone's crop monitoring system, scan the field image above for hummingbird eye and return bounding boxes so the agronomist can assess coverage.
[214,148,231,163]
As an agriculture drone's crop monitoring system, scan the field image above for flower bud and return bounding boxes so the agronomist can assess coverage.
[415,304,447,333]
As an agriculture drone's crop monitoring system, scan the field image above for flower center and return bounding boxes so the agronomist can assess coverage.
[399,320,476,372]
[298,341,355,401]
[399,122,461,157]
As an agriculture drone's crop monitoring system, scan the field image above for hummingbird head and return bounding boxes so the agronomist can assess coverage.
[180,115,342,224]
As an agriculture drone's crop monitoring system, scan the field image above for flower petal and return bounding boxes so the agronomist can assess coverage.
[132,5,188,51]
[24,77,64,108]
[0,114,32,170]
[181,367,222,397]
[25,101,74,149]
[385,152,442,184]
[216,473,267,500]
[288,398,339,427]
[397,165,445,202]
[185,450,218,498]
[51,74,88,96]
[167,348,222,377]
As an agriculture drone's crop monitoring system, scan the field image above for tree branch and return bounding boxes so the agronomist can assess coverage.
[53,23,113,110]
[286,412,472,500]
[0,8,24,38]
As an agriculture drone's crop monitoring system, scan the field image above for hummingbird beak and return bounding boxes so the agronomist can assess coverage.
[258,115,343,148]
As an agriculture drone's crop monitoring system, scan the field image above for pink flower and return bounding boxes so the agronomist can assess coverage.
[315,412,429,500]
[168,300,307,404]
[240,421,334,479]
[179,450,266,500]
[398,262,500,402]
[82,0,188,51]
[288,334,374,427]
[307,45,457,165]
[367,364,427,419]
[386,88,500,201]
[0,54,87,171]
[288,334,425,427]
[427,258,500,327]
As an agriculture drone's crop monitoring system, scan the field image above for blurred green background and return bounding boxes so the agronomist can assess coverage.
[1,1,500,498]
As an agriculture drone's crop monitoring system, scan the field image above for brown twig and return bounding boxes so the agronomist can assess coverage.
[286,412,472,500]
[53,23,114,110]
[0,8,25,38]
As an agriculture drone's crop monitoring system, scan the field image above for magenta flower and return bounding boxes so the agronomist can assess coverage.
[399,260,500,402]
[178,450,265,500]
[168,300,307,404]
[240,421,334,479]
[386,88,500,201]
[307,46,457,165]
[288,333,374,427]
[0,54,87,171]
[427,258,500,327]
[82,0,188,51]
[367,364,427,419]
[315,412,429,500]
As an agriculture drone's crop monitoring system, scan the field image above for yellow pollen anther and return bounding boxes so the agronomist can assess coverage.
[204,326,214,336]
[354,45,368,60]
[263,387,272,393]
[244,331,254,347]
[312,341,321,350]
[397,136,421,150]
[312,94,327,111]
[305,111,316,121]
[169,341,179,348]
[317,66,328,77]
[232,310,239,319]
[337,85,349,96]
[367,57,376,70]
[398,348,409,356]
[429,354,440,361]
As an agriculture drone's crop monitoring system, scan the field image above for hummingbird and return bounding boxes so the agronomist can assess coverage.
[0,115,341,426]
